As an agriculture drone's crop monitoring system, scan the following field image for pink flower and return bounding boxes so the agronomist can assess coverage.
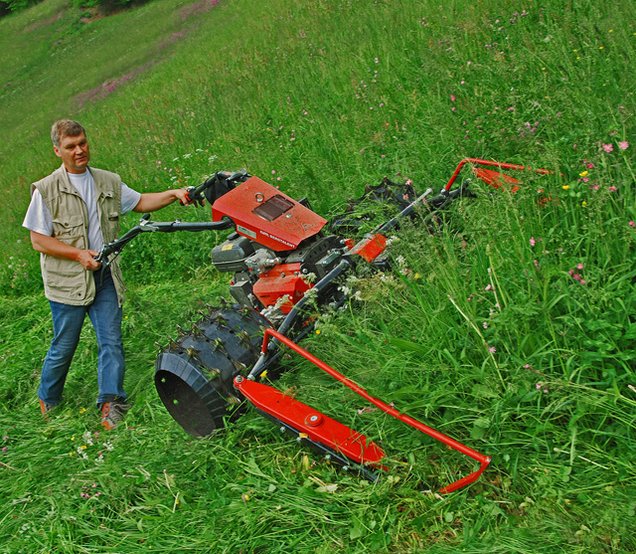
[602,143,614,153]
[586,162,595,169]
[488,346,497,354]
[529,237,536,247]
[618,141,629,151]
[484,284,494,292]
[609,185,617,192]
[450,94,456,102]
[629,220,635,228]
[577,263,584,270]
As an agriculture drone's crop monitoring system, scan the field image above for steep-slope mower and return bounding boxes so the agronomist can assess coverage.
[97,158,549,492]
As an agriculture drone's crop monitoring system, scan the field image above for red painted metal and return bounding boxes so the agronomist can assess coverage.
[234,376,385,465]
[212,177,327,251]
[260,328,491,494]
[350,233,388,262]
[252,262,311,314]
[444,158,551,192]
[472,168,521,193]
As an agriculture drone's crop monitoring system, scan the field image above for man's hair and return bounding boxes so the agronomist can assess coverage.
[51,119,86,147]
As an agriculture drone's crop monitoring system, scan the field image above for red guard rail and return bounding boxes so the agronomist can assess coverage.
[261,328,491,494]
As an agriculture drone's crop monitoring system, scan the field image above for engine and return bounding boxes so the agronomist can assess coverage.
[208,176,348,319]
[212,232,347,318]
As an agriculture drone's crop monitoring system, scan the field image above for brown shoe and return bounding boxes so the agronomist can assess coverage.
[101,401,130,430]
[39,399,54,416]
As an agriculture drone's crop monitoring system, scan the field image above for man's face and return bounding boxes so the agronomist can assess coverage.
[54,132,90,174]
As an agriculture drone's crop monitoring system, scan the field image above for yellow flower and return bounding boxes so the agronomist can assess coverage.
[79,407,87,414]
[579,170,589,177]
[315,329,321,335]
[581,201,588,207]
[562,185,570,191]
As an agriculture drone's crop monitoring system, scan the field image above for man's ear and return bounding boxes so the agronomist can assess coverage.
[53,146,61,158]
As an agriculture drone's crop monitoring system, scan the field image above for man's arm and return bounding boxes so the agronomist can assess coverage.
[30,231,101,271]
[133,189,191,213]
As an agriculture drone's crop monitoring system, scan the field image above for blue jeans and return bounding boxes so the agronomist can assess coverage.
[38,268,126,406]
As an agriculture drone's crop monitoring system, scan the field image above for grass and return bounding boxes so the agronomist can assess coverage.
[0,0,635,551]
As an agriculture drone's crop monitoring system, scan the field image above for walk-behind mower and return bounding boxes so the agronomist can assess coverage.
[97,158,549,493]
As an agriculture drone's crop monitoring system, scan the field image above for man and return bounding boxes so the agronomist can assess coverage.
[23,119,192,430]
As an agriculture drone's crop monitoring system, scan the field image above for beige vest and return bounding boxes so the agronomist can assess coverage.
[33,165,126,306]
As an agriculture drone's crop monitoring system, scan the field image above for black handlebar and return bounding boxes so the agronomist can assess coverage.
[184,169,250,206]
[95,216,233,264]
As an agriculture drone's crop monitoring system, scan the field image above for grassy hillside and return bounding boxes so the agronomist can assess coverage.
[0,0,635,552]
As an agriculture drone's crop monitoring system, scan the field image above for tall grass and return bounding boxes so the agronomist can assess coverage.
[0,0,634,552]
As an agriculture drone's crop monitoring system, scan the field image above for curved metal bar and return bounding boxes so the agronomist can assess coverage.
[260,328,491,494]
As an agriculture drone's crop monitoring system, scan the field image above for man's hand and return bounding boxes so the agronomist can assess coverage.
[77,249,102,271]
[175,188,195,206]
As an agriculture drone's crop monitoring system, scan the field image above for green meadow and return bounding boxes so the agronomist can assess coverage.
[0,0,634,551]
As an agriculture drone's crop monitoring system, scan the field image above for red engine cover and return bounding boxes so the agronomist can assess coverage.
[252,263,311,314]
[212,177,327,251]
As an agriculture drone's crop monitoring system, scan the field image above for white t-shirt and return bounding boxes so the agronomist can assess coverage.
[23,169,142,251]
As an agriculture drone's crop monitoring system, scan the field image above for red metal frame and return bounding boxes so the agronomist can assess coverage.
[234,377,386,466]
[259,328,491,494]
[444,158,551,192]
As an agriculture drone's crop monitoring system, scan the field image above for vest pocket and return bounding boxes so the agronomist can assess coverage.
[43,255,92,302]
[52,215,85,247]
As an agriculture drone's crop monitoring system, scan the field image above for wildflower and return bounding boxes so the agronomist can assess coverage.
[533,259,540,269]
[484,284,493,292]
[450,94,456,102]
[579,170,589,178]
[618,141,629,151]
[482,321,489,329]
[488,346,497,354]
[529,237,536,247]
[586,162,595,169]
[581,200,587,207]
[562,185,570,191]
[577,263,584,270]
[629,221,635,228]
[609,185,617,192]
[602,143,614,153]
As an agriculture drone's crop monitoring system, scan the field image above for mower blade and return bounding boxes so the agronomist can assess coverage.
[275,419,383,481]
[234,376,386,476]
